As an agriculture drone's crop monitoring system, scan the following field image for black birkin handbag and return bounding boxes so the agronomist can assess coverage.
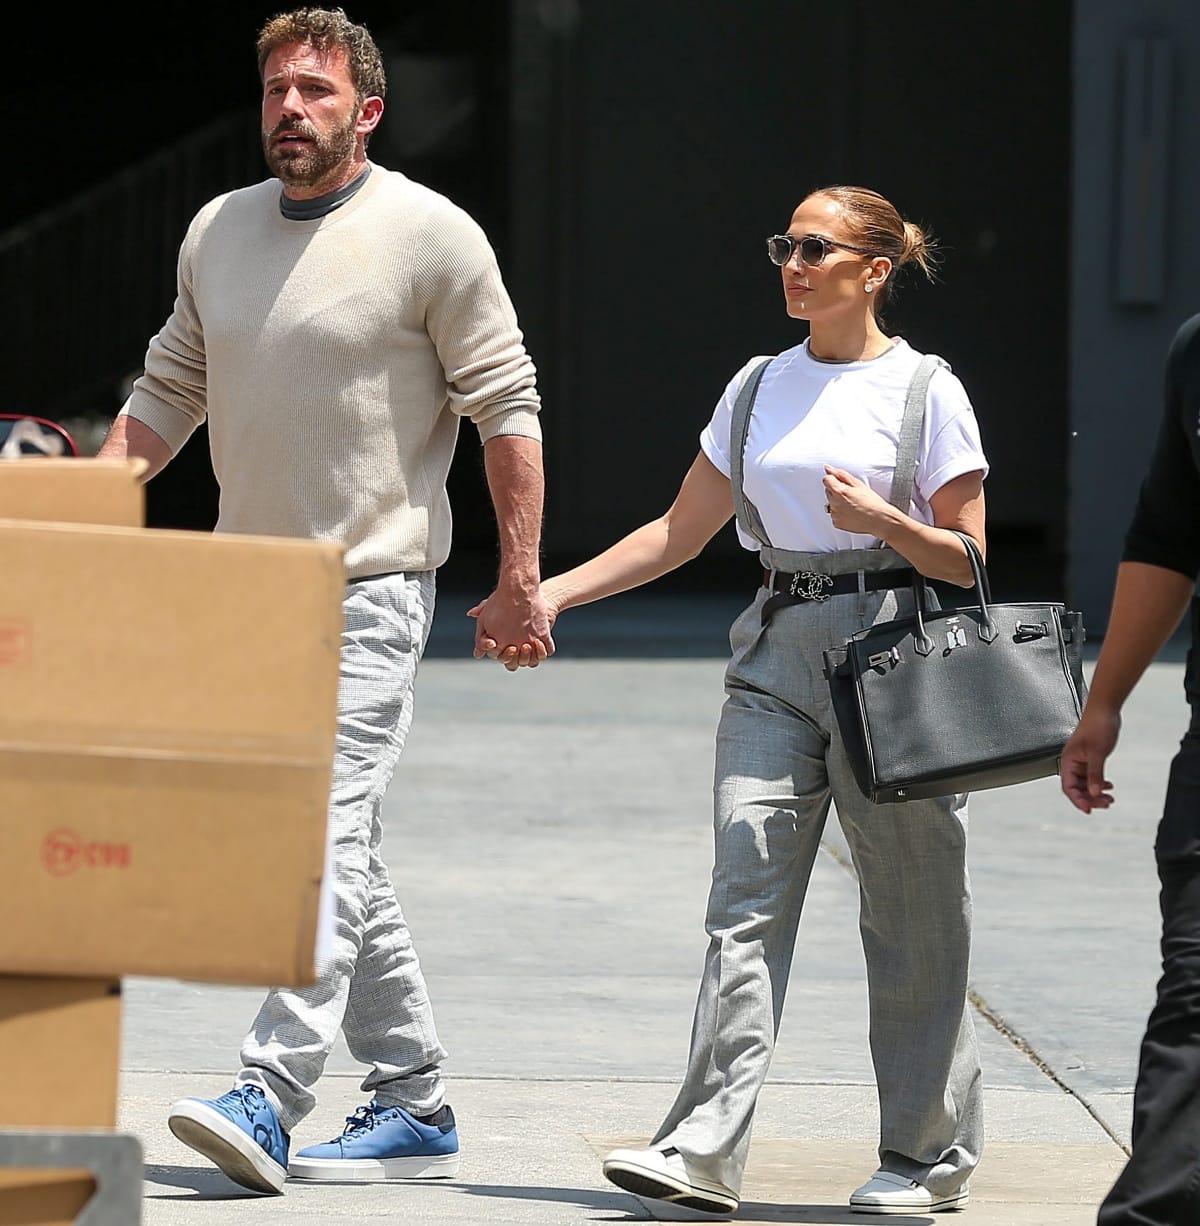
[822,532,1087,804]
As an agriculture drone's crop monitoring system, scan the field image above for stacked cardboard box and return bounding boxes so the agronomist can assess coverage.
[0,458,344,1224]
[0,977,121,1222]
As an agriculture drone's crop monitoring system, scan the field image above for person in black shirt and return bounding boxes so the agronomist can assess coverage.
[1061,311,1200,1225]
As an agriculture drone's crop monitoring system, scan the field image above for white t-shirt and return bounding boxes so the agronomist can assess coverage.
[700,337,989,553]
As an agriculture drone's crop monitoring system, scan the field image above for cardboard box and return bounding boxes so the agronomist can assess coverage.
[0,977,121,1129]
[0,473,138,1226]
[0,519,343,985]
[0,458,145,527]
[0,1170,95,1226]
[0,975,118,1226]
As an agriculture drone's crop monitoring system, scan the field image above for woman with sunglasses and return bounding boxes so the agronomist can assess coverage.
[476,185,988,1215]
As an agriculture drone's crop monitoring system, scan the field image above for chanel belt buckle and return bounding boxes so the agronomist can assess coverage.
[789,571,834,601]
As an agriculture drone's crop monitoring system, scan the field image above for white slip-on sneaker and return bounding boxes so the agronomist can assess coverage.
[850,1168,969,1213]
[602,1146,738,1215]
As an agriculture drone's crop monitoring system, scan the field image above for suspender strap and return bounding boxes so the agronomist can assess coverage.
[728,349,948,576]
[729,357,774,550]
[888,353,946,511]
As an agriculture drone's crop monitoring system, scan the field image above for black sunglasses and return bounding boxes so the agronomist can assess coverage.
[766,233,874,268]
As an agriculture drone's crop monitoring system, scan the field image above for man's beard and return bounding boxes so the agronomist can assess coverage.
[263,113,358,188]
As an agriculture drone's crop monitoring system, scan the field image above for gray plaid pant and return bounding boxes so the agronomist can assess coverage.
[237,571,447,1133]
[652,584,983,1198]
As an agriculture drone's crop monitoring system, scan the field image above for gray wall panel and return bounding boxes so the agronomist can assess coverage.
[1070,0,1200,632]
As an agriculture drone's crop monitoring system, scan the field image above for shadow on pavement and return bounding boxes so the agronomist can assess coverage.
[455,1182,935,1223]
[143,1164,261,1199]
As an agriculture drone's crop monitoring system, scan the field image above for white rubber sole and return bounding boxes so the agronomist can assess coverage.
[602,1151,737,1215]
[168,1099,286,1195]
[850,1188,969,1214]
[288,1151,460,1181]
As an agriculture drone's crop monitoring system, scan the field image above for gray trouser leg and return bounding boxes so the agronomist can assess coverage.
[829,757,982,1196]
[652,676,831,1195]
[237,571,448,1132]
[651,588,983,1198]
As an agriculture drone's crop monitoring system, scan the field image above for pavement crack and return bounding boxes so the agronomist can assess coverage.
[967,989,1131,1156]
[820,838,1132,1158]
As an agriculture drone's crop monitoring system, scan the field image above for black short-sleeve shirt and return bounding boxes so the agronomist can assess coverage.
[1123,314,1200,731]
[1123,313,1200,577]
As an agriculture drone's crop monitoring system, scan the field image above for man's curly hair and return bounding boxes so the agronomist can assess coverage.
[256,7,386,101]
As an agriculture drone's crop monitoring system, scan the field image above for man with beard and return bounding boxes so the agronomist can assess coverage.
[97,5,552,1196]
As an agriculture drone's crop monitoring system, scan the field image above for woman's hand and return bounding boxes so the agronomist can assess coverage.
[838,467,984,586]
[822,466,897,535]
[468,596,558,670]
[467,451,735,670]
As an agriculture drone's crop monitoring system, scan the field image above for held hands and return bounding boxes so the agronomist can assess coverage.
[823,466,894,535]
[467,583,557,672]
[1059,708,1119,813]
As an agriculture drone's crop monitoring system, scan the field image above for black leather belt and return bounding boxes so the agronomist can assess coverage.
[761,567,912,624]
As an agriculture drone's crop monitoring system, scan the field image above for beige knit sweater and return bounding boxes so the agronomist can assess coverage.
[121,164,542,578]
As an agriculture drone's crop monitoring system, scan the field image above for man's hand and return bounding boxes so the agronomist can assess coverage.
[1060,707,1120,813]
[475,434,551,670]
[468,585,555,671]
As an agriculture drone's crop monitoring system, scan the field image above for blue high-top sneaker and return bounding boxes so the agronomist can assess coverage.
[168,1084,290,1194]
[289,1101,460,1181]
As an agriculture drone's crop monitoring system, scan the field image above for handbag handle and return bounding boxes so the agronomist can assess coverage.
[910,530,994,654]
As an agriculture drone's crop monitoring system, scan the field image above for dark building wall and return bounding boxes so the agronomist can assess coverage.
[1070,0,1200,634]
[7,1,1078,605]
[2,2,513,540]
[508,0,1072,596]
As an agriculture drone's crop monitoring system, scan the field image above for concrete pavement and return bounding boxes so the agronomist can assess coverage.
[115,590,1182,1224]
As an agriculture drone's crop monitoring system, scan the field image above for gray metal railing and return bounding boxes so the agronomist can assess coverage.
[3,110,261,421]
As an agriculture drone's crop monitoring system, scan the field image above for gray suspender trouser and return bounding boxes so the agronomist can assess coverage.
[728,353,946,621]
